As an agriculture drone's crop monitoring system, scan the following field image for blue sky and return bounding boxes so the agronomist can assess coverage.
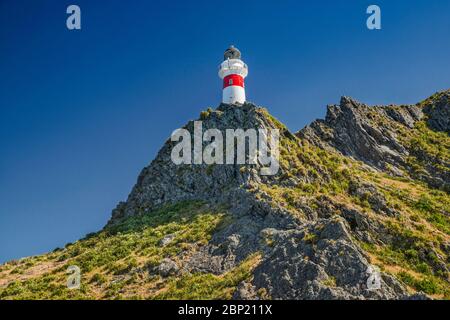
[0,0,449,263]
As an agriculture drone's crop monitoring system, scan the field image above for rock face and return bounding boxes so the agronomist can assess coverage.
[109,103,283,222]
[250,219,406,300]
[156,258,179,277]
[1,91,447,300]
[102,90,449,300]
[298,93,449,190]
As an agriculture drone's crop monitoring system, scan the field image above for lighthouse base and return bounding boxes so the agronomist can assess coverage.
[223,86,246,104]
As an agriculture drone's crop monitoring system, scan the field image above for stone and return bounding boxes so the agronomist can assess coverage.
[157,258,179,277]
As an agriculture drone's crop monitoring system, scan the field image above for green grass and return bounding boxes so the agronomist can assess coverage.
[0,201,232,300]
[397,271,449,297]
[153,253,261,300]
[395,119,450,191]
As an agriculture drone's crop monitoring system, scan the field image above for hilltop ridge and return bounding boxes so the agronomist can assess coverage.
[1,90,449,300]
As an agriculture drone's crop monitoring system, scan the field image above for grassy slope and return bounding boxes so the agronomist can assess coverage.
[257,107,450,298]
[0,201,260,300]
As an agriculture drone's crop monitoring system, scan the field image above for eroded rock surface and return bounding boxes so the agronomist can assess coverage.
[105,91,449,300]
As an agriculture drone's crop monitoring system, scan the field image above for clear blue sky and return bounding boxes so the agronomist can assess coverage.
[0,0,449,263]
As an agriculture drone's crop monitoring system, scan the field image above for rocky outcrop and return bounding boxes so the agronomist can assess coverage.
[298,91,449,190]
[250,219,407,300]
[103,90,449,300]
[423,90,450,132]
[298,97,421,174]
[2,90,448,300]
[109,103,285,223]
[156,258,179,277]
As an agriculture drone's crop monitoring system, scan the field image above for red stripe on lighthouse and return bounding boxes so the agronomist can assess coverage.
[223,74,244,89]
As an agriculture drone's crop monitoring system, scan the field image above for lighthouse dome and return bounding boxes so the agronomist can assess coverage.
[224,45,241,60]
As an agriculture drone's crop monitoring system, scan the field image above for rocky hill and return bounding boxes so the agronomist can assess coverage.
[0,90,449,300]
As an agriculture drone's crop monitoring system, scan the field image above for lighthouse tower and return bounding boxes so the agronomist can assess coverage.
[218,45,248,104]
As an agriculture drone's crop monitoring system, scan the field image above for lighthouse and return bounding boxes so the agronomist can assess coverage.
[218,45,248,104]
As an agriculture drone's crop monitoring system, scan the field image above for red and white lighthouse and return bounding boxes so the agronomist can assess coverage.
[219,45,248,104]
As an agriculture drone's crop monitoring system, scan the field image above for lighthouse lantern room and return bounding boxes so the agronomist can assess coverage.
[218,45,248,104]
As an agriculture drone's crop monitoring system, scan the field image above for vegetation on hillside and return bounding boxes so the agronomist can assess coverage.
[1,97,449,300]
[254,110,450,298]
[0,201,261,300]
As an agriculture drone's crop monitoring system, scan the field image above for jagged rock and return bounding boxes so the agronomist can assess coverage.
[159,234,176,247]
[251,219,408,299]
[348,181,396,216]
[103,91,449,300]
[298,91,449,190]
[298,97,414,172]
[108,102,285,224]
[423,91,450,132]
[388,106,423,129]
[156,258,179,277]
[404,293,431,300]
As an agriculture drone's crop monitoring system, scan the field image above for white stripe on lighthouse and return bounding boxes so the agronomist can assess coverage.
[223,86,246,104]
[218,46,248,104]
